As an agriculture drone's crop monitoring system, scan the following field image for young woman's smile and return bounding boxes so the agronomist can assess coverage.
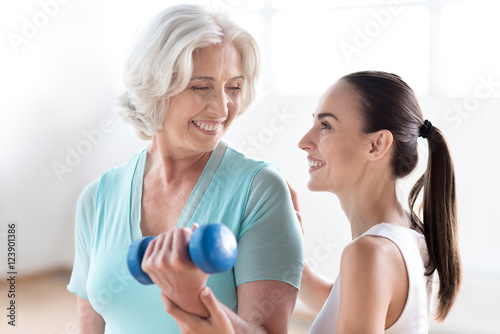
[298,81,371,194]
[307,156,326,172]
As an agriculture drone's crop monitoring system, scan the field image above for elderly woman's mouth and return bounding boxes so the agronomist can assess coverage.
[193,120,223,132]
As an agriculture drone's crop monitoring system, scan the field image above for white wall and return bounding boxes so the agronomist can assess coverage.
[1,0,499,332]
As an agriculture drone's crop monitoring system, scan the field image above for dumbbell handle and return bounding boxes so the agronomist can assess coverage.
[127,224,238,285]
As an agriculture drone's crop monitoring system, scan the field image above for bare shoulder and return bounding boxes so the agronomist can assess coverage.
[337,233,409,331]
[337,235,408,331]
[342,234,403,267]
[340,234,406,287]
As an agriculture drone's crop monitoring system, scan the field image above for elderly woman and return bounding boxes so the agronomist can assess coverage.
[67,5,303,334]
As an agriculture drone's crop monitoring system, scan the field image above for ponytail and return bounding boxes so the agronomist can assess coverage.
[408,125,462,321]
[340,71,462,320]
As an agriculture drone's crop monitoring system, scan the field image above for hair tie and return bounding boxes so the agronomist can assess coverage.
[419,120,432,139]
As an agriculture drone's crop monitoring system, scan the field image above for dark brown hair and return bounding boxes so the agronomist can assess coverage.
[341,71,461,321]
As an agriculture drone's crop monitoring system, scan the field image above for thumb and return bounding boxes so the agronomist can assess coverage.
[199,287,221,316]
[199,287,235,333]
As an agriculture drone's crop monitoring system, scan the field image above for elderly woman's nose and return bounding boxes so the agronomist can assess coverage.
[208,90,230,117]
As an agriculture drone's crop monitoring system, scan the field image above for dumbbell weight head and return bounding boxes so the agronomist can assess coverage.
[189,224,238,273]
[127,224,238,285]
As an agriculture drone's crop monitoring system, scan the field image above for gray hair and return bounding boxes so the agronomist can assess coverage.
[116,4,261,140]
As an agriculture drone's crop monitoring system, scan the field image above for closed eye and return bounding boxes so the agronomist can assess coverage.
[225,85,241,96]
[191,86,209,91]
[226,84,241,91]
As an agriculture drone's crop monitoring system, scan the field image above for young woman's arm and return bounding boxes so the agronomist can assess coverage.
[163,280,298,334]
[336,236,408,334]
[298,262,334,314]
[285,179,334,314]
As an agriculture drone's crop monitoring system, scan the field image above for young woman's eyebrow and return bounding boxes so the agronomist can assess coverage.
[314,112,341,123]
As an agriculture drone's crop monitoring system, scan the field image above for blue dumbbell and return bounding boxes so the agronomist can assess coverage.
[127,223,238,285]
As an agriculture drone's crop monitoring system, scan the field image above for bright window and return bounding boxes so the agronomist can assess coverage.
[439,1,500,97]
[271,5,429,95]
[226,0,499,98]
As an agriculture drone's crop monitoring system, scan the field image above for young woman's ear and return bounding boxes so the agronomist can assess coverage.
[367,130,393,161]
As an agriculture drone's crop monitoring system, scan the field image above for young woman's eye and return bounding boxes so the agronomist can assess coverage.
[321,122,331,130]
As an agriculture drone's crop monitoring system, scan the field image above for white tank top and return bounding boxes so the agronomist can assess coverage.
[309,223,434,334]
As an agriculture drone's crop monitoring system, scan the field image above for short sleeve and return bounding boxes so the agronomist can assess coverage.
[67,178,100,299]
[234,164,304,290]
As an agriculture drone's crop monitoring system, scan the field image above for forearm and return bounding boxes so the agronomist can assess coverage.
[166,288,210,318]
[219,303,269,334]
[299,262,334,314]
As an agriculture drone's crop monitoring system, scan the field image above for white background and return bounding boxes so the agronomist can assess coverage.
[1,0,499,332]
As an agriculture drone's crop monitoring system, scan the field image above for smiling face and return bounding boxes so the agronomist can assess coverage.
[158,43,243,156]
[298,80,375,194]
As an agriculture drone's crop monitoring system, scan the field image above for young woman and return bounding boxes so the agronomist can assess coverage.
[297,71,461,333]
[164,71,462,333]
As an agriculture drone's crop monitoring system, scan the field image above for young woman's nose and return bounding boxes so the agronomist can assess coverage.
[298,127,316,151]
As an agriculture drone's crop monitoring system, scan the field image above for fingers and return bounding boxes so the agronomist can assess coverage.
[163,287,234,334]
[284,178,300,211]
[199,287,218,314]
[142,231,170,263]
[141,228,205,300]
[199,287,234,333]
[143,228,190,268]
[284,178,304,233]
[200,287,230,322]
[142,233,160,260]
[172,229,193,265]
[285,178,295,192]
[161,293,198,326]
[141,232,170,275]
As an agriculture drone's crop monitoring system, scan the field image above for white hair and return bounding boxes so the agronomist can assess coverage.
[116,4,261,140]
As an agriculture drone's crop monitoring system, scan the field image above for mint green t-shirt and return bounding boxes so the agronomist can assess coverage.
[67,140,304,333]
